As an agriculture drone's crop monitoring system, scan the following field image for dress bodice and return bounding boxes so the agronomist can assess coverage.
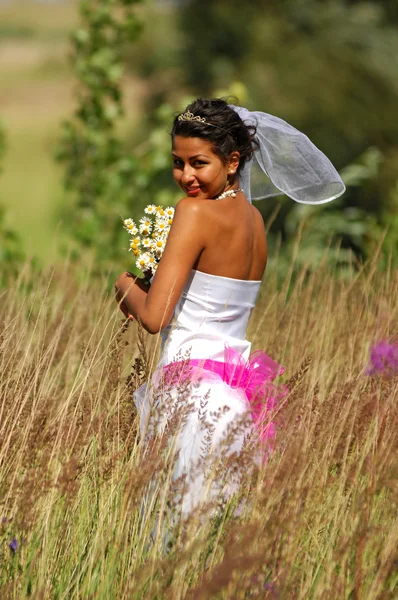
[160,269,261,365]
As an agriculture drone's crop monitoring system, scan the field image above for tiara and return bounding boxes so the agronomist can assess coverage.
[178,110,207,123]
[177,110,235,138]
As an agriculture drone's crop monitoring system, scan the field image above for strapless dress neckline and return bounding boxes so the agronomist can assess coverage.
[192,268,262,284]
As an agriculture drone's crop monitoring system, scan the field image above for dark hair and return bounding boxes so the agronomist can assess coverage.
[171,98,258,176]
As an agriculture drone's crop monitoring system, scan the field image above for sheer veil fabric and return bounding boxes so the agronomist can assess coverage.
[231,105,345,205]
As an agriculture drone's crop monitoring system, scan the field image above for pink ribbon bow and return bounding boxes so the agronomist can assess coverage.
[164,345,286,444]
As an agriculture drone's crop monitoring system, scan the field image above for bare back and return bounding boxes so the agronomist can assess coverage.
[193,193,267,281]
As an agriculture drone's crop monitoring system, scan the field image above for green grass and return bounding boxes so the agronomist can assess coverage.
[0,251,397,598]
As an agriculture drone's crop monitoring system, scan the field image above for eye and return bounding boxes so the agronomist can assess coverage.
[193,160,207,166]
[172,158,183,167]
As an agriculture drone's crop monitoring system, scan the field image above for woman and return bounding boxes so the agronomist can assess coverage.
[115,98,345,513]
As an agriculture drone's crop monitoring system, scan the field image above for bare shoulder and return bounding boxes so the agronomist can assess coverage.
[250,203,265,231]
[175,196,203,215]
[173,197,211,230]
[170,197,207,238]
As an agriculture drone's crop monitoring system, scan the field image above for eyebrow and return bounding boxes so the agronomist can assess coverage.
[172,153,210,159]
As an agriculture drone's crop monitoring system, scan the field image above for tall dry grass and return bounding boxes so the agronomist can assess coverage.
[0,251,397,599]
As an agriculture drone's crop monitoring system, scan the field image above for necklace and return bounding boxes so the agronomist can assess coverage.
[214,187,243,200]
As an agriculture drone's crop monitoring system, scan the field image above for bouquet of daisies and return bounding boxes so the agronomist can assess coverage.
[123,204,175,275]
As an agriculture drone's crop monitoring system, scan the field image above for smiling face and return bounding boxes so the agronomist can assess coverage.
[172,136,239,199]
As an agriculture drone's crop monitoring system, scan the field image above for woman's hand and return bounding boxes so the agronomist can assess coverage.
[118,298,134,321]
[115,272,151,322]
[115,272,136,320]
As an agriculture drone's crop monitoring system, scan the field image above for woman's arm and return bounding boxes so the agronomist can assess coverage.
[114,274,149,320]
[115,198,205,334]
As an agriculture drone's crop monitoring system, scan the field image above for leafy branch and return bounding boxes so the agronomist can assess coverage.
[57,0,145,268]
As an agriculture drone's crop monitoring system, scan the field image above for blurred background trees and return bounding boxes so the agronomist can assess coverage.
[0,122,25,280]
[0,0,397,280]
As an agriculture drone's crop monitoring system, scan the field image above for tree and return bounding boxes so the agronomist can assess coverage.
[57,0,145,272]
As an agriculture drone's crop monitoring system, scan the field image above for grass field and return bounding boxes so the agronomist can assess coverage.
[0,251,397,598]
[1,4,397,598]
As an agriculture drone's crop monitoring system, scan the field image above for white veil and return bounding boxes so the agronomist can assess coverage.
[231,106,346,204]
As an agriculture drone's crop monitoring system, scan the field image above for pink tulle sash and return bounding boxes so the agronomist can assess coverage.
[163,345,286,444]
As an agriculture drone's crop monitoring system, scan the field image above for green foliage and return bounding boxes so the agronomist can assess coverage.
[266,146,390,280]
[57,0,147,273]
[0,123,25,281]
[178,0,264,95]
[178,0,398,172]
[177,0,398,225]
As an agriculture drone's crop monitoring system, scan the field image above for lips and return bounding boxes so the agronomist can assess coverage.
[186,187,201,196]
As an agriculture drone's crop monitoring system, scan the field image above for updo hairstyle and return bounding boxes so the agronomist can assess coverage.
[171,98,258,176]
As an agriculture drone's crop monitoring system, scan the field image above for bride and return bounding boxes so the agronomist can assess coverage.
[115,98,345,514]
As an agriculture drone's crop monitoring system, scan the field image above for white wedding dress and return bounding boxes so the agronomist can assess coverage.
[134,269,262,514]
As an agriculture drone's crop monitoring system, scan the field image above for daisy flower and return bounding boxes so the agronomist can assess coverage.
[155,219,169,235]
[139,218,152,235]
[155,206,165,216]
[142,238,152,249]
[123,218,138,235]
[165,207,175,217]
[136,253,151,271]
[129,238,141,253]
[152,238,166,252]
[144,204,157,215]
[147,253,156,267]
